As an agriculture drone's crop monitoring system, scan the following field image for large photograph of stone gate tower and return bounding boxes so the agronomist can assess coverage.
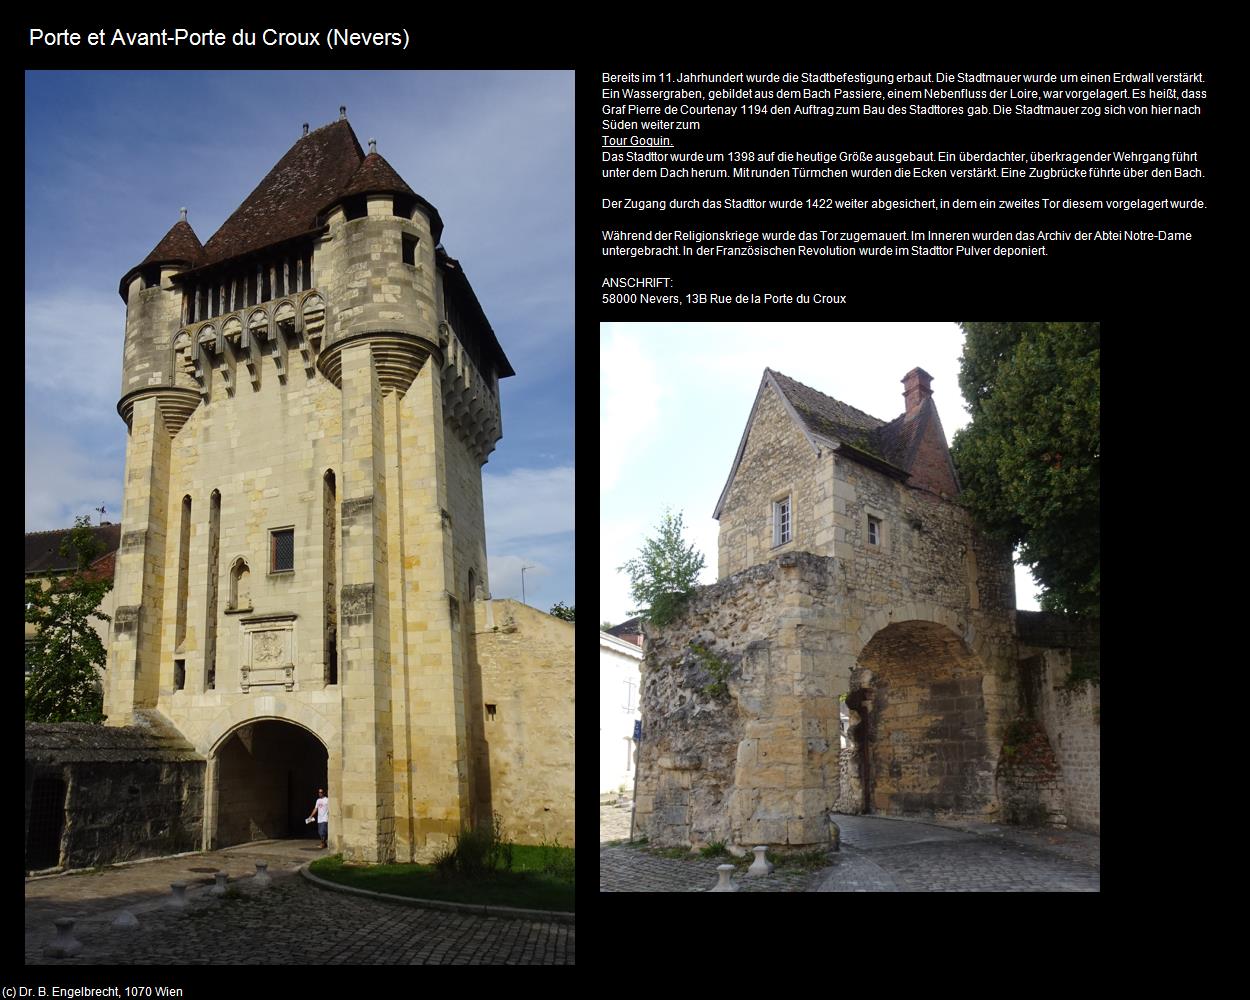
[46,89,576,865]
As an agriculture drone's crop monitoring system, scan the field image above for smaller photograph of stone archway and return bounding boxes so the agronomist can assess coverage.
[849,620,994,820]
[212,719,327,847]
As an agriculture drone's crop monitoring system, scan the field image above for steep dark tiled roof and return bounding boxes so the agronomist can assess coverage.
[768,370,888,453]
[139,220,204,270]
[25,524,122,576]
[196,119,366,268]
[606,617,643,638]
[118,220,204,298]
[334,151,417,205]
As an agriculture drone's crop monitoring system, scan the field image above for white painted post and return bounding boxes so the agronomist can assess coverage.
[710,863,738,892]
[254,862,271,888]
[44,917,82,957]
[747,846,774,876]
[212,872,229,896]
[168,882,189,908]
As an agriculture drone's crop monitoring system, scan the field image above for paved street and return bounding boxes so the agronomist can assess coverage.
[27,840,573,965]
[601,809,1099,893]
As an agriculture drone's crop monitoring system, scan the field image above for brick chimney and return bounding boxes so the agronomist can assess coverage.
[902,367,933,415]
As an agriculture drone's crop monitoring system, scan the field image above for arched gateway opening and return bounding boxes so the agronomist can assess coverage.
[849,620,992,819]
[213,720,328,847]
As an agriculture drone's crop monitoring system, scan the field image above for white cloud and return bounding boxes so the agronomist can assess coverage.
[600,329,662,491]
[483,465,574,547]
[25,423,123,531]
[26,290,126,426]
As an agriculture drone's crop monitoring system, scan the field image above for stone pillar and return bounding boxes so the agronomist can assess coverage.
[105,397,172,723]
[336,343,395,862]
[399,365,472,855]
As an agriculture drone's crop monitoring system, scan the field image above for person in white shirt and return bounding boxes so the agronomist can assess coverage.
[307,788,330,849]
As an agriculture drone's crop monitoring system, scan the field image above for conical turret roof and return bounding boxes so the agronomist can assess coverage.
[331,149,418,206]
[118,218,203,299]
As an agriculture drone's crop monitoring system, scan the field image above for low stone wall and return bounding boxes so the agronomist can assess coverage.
[1017,615,1101,834]
[635,554,841,849]
[25,718,205,871]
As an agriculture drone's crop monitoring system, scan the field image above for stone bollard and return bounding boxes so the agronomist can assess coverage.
[112,910,139,930]
[211,872,229,897]
[44,917,82,958]
[253,862,271,888]
[710,863,738,892]
[168,882,189,909]
[746,846,774,877]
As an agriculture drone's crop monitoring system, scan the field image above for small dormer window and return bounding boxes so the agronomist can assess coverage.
[868,516,881,546]
[773,496,792,547]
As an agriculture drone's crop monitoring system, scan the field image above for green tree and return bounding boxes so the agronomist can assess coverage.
[950,322,1100,617]
[25,516,112,722]
[619,509,706,626]
[549,601,576,622]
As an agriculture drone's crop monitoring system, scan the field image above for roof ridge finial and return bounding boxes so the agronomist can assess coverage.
[339,105,347,120]
[302,122,309,137]
[179,207,187,223]
[368,138,377,155]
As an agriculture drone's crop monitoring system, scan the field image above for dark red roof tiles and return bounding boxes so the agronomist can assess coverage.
[139,220,204,269]
[334,151,417,205]
[196,119,365,269]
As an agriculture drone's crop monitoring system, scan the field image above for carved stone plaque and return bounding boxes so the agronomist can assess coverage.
[239,614,297,692]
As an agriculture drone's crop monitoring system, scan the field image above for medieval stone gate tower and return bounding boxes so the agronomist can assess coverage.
[634,366,1025,848]
[104,111,515,862]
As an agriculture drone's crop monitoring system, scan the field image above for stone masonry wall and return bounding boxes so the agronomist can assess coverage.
[718,384,834,578]
[472,600,575,845]
[1035,650,1100,832]
[635,554,841,849]
[1017,614,1100,833]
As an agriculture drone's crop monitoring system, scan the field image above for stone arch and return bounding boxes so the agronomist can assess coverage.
[205,707,337,848]
[228,556,251,611]
[849,619,995,821]
[273,298,297,332]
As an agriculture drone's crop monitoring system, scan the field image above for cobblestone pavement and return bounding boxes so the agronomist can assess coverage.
[600,796,634,844]
[601,810,1099,893]
[27,840,573,964]
[600,844,828,892]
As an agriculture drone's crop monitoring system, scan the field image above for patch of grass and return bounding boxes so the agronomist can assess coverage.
[651,846,692,860]
[309,844,574,913]
[699,841,730,859]
[777,849,831,871]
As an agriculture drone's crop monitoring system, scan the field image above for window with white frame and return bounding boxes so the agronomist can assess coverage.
[868,515,881,546]
[773,495,792,546]
[623,678,636,712]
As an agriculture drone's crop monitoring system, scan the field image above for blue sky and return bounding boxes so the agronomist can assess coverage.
[600,323,1043,625]
[25,70,573,610]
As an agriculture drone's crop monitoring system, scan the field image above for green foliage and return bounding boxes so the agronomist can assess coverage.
[1063,650,1101,692]
[619,509,706,626]
[601,620,614,630]
[549,601,575,622]
[435,811,514,878]
[537,837,575,881]
[25,516,111,723]
[699,841,730,859]
[951,322,1100,617]
[311,846,574,911]
[691,642,731,698]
